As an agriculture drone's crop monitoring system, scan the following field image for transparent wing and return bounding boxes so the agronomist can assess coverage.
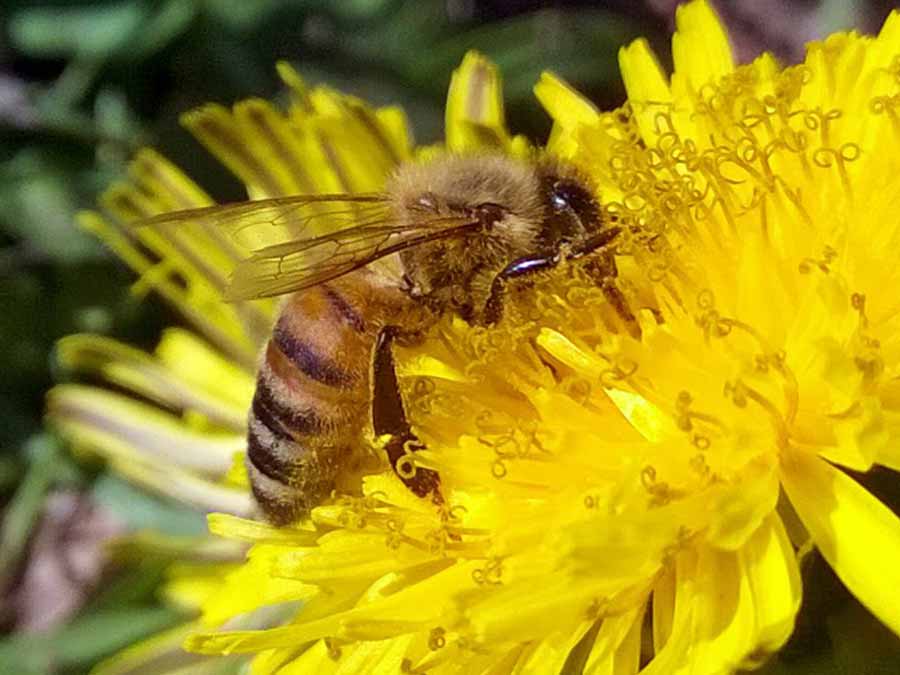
[228,215,481,300]
[136,194,479,300]
[138,193,391,250]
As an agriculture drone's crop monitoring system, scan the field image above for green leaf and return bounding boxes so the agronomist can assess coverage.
[0,433,61,593]
[125,0,197,61]
[0,150,104,263]
[0,607,184,672]
[91,473,208,536]
[203,0,285,30]
[0,456,22,494]
[9,2,148,60]
[82,559,172,614]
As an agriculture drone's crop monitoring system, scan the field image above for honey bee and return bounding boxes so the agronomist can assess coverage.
[142,153,631,525]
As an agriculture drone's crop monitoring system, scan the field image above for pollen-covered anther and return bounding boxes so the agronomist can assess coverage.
[675,391,695,432]
[694,290,734,339]
[640,465,681,506]
[334,494,378,529]
[660,526,697,566]
[675,391,725,436]
[324,637,343,661]
[428,627,447,651]
[599,359,638,387]
[689,452,710,476]
[401,657,428,674]
[472,558,503,586]
[423,527,449,556]
[798,245,837,274]
[851,292,868,326]
[692,434,711,450]
[395,454,418,480]
[585,597,610,620]
[384,517,405,550]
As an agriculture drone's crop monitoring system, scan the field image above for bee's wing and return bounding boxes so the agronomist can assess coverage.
[136,194,479,301]
[138,192,390,248]
[228,215,481,300]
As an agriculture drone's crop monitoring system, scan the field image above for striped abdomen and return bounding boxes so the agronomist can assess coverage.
[246,278,391,525]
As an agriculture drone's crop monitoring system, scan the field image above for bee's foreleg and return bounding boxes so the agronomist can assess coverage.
[567,226,639,335]
[583,249,639,337]
[372,326,442,501]
[480,228,622,326]
[481,253,562,326]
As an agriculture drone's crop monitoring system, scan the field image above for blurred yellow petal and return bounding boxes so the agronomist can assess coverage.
[740,515,802,657]
[617,38,671,143]
[56,332,250,430]
[90,621,214,675]
[670,0,734,93]
[47,385,240,474]
[445,50,528,155]
[781,450,900,636]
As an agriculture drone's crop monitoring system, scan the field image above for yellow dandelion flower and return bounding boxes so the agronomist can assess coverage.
[51,2,900,674]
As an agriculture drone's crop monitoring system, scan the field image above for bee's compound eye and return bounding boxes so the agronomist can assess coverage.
[551,180,576,211]
[551,192,569,211]
[551,179,596,218]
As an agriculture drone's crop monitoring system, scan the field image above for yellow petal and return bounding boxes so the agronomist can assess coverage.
[56,331,251,430]
[534,72,600,133]
[651,566,676,655]
[181,101,308,198]
[332,635,414,675]
[47,384,241,474]
[534,71,606,163]
[705,459,779,551]
[617,38,672,144]
[687,545,757,674]
[272,639,338,675]
[201,545,316,626]
[740,515,802,658]
[207,512,318,545]
[671,0,734,94]
[90,621,210,675]
[581,607,644,674]
[445,51,524,153]
[155,328,255,412]
[781,450,900,635]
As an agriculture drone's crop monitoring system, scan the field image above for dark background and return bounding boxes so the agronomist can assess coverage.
[0,1,898,673]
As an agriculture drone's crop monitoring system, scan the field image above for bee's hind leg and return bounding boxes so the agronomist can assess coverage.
[372,326,442,502]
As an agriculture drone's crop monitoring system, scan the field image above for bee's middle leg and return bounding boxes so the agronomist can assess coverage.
[372,326,442,501]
